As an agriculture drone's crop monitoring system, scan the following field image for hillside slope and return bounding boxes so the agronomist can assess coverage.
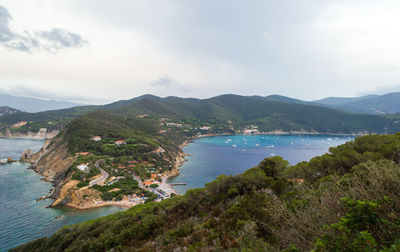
[12,133,400,251]
[104,94,400,134]
[1,94,400,135]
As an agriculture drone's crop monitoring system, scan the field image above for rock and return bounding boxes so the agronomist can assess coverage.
[20,149,33,161]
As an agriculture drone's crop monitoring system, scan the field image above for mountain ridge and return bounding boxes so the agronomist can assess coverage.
[0,93,85,113]
[1,94,400,135]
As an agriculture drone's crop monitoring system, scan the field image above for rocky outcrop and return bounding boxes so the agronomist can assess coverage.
[28,136,77,205]
[0,128,59,139]
[52,180,102,207]
[20,149,33,162]
[0,106,19,116]
[29,137,75,183]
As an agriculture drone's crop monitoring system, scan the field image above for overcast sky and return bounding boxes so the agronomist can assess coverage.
[0,0,400,104]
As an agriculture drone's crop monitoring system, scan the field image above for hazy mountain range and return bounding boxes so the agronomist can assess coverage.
[0,93,84,113]
[2,92,400,115]
[313,93,400,114]
[2,93,400,135]
[266,92,400,115]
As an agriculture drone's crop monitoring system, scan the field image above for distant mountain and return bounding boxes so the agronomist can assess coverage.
[0,94,85,113]
[313,95,378,106]
[314,92,400,114]
[0,106,20,117]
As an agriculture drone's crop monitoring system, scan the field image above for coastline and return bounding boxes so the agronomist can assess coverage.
[161,145,188,195]
[24,132,358,210]
[0,130,59,140]
[192,131,365,139]
[65,200,137,210]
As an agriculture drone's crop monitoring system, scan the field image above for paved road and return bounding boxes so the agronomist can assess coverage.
[133,175,144,189]
[89,168,109,186]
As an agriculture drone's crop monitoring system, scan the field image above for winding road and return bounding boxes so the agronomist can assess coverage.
[89,168,109,186]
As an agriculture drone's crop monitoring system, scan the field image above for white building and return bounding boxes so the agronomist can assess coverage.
[91,136,102,141]
[77,163,89,172]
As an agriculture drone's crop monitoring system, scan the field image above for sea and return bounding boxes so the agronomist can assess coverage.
[0,138,125,252]
[168,134,354,194]
[0,135,354,251]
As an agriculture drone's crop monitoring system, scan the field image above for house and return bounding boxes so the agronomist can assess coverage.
[153,147,165,153]
[77,163,89,172]
[114,140,126,145]
[75,152,91,157]
[91,136,102,141]
[151,173,157,179]
[289,178,305,184]
[200,126,211,131]
[166,122,182,128]
[137,114,148,118]
[143,181,153,187]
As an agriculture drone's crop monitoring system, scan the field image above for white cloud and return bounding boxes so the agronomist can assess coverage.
[0,4,87,52]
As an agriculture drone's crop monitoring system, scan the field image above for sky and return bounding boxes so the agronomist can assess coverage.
[0,0,400,104]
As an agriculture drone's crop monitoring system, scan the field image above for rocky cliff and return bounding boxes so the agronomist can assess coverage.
[0,128,59,139]
[28,136,77,206]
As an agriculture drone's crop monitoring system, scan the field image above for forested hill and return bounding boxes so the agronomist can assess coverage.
[106,94,399,133]
[13,133,400,251]
[1,94,400,134]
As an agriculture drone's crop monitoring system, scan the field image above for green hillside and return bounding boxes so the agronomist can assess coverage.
[106,94,400,133]
[1,94,400,135]
[12,133,400,251]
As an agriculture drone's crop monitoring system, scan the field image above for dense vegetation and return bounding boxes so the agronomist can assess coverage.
[105,95,400,133]
[54,110,186,202]
[2,94,400,134]
[12,133,400,251]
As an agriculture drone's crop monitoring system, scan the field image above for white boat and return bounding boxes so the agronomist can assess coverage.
[0,158,8,164]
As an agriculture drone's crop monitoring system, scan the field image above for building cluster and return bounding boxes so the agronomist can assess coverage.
[128,194,147,204]
[11,121,27,128]
[242,125,259,134]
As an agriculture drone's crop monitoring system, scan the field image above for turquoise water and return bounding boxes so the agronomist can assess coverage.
[0,139,125,251]
[168,134,354,194]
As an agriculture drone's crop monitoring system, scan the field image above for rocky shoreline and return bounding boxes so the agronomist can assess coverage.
[23,136,190,210]
[0,129,59,140]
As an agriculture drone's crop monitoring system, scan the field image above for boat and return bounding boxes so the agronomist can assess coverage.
[0,158,8,165]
